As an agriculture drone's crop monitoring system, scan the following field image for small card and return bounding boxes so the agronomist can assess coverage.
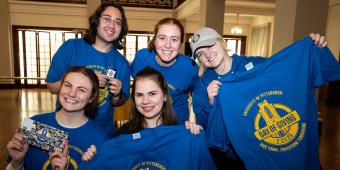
[107,69,116,79]
[245,62,254,71]
[19,118,68,152]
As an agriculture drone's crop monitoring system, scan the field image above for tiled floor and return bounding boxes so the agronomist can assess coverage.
[0,88,339,169]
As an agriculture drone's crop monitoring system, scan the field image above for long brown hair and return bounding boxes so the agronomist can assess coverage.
[117,67,178,135]
[147,17,184,51]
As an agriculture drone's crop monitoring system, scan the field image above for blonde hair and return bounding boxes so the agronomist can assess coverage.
[197,38,228,76]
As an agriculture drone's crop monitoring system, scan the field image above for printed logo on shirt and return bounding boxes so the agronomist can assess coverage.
[87,65,110,107]
[132,161,166,170]
[167,82,177,92]
[98,86,109,107]
[243,90,306,152]
[42,145,84,170]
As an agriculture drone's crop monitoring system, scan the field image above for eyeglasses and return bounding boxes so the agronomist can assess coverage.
[100,15,122,26]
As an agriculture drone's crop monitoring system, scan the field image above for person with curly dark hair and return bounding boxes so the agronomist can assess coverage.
[83,2,128,50]
[46,2,131,136]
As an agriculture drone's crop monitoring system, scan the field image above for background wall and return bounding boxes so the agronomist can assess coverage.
[125,7,173,32]
[0,1,12,82]
[9,1,88,28]
[326,0,340,61]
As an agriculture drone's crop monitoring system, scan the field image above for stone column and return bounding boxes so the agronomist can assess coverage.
[272,0,329,53]
[0,0,12,81]
[200,0,225,35]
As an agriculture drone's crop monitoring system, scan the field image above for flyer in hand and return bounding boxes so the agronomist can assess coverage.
[19,118,68,152]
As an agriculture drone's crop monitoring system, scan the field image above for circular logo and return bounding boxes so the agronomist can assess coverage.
[192,34,200,43]
[254,100,301,147]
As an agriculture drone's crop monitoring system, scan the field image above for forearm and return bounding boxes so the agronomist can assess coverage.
[6,160,24,170]
[111,94,128,107]
[47,81,61,94]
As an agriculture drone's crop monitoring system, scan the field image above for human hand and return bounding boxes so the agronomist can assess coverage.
[49,141,68,170]
[185,121,203,135]
[309,33,327,48]
[7,130,29,168]
[207,80,222,105]
[82,145,97,161]
[97,74,108,88]
[108,78,122,97]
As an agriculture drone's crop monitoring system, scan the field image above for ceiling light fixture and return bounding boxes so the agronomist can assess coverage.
[231,14,243,34]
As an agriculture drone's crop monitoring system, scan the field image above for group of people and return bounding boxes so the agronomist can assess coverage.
[6,1,340,170]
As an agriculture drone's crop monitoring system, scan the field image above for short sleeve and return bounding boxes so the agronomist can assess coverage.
[46,39,74,83]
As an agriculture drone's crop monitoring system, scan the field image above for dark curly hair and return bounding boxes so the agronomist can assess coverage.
[83,2,128,50]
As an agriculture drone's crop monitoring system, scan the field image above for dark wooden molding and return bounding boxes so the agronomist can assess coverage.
[102,0,173,9]
[19,0,87,4]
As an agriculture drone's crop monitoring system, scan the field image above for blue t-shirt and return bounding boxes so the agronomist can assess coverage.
[46,38,131,135]
[131,48,198,123]
[192,55,266,129]
[23,112,110,170]
[209,37,340,170]
[79,125,216,170]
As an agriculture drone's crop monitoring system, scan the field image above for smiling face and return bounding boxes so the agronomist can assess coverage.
[154,23,182,64]
[59,72,94,115]
[134,78,165,127]
[195,40,228,70]
[96,6,122,45]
